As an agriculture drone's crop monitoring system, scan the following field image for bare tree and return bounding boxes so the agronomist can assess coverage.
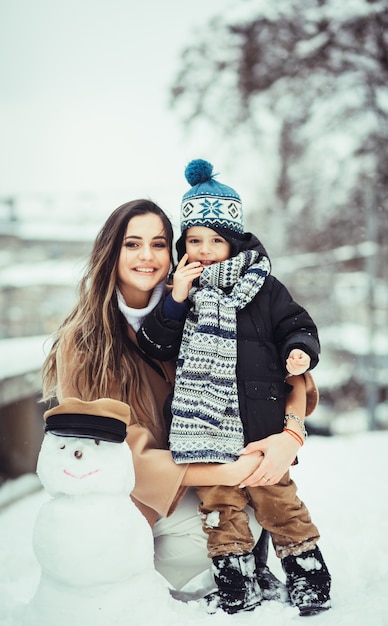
[171,0,388,252]
[171,0,388,428]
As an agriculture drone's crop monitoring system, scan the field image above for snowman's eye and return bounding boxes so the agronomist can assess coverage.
[60,445,65,450]
[94,439,100,445]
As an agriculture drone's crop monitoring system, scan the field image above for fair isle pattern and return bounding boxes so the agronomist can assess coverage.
[181,195,244,234]
[170,251,271,463]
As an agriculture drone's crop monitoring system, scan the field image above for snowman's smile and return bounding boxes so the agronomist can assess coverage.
[63,468,100,479]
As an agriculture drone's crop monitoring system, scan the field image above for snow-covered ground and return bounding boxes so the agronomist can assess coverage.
[0,430,387,625]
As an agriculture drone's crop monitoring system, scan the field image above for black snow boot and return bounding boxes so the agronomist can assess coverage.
[281,546,331,616]
[252,530,288,603]
[204,553,262,614]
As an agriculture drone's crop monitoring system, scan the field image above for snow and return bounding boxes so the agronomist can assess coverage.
[0,259,85,288]
[1,431,388,625]
[0,336,49,380]
[204,511,221,529]
[0,221,100,242]
[319,324,388,357]
[273,241,378,274]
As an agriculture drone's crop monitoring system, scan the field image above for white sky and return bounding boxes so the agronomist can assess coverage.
[0,0,236,227]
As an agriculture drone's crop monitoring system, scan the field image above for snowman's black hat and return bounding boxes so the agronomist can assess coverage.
[44,398,131,443]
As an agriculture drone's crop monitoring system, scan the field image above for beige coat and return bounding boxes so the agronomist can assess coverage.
[56,327,188,527]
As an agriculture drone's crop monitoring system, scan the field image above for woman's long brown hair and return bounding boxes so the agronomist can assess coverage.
[42,199,174,426]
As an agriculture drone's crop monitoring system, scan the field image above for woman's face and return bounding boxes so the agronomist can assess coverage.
[117,213,171,308]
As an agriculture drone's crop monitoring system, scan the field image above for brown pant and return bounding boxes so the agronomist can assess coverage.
[196,471,320,559]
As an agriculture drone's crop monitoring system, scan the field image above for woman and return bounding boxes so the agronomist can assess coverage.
[41,199,273,598]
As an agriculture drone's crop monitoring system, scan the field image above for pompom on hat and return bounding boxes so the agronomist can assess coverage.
[43,398,131,443]
[180,159,244,235]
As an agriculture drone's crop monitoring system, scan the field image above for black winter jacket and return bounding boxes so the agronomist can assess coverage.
[137,236,320,445]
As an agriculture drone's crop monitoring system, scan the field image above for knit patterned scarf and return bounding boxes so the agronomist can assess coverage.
[169,251,271,463]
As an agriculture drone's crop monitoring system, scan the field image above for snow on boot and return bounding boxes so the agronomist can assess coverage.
[204,553,262,615]
[252,530,288,602]
[281,546,331,616]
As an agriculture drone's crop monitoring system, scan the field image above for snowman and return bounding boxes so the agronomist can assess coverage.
[23,397,172,626]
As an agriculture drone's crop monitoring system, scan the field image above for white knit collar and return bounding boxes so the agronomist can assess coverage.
[116,281,165,331]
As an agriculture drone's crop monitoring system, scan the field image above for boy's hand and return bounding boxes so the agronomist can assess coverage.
[171,254,203,303]
[286,349,311,375]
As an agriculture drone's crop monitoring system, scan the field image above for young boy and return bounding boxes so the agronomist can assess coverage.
[138,159,331,616]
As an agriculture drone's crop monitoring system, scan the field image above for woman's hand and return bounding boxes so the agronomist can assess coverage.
[224,450,265,486]
[238,432,301,487]
[171,254,203,303]
[182,448,264,487]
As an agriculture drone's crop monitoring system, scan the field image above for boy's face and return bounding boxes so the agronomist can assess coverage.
[185,226,232,266]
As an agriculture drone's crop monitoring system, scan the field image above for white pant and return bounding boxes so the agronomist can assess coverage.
[153,487,263,592]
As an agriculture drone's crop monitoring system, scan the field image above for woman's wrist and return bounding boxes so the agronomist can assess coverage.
[283,427,304,447]
[281,429,302,467]
[284,412,308,441]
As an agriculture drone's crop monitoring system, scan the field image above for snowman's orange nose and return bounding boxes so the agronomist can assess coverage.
[74,450,83,459]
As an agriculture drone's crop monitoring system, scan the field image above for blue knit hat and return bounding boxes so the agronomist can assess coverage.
[180,159,244,235]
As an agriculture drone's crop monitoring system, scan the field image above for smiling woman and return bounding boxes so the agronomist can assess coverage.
[42,198,175,406]
[40,197,270,599]
[117,213,171,308]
